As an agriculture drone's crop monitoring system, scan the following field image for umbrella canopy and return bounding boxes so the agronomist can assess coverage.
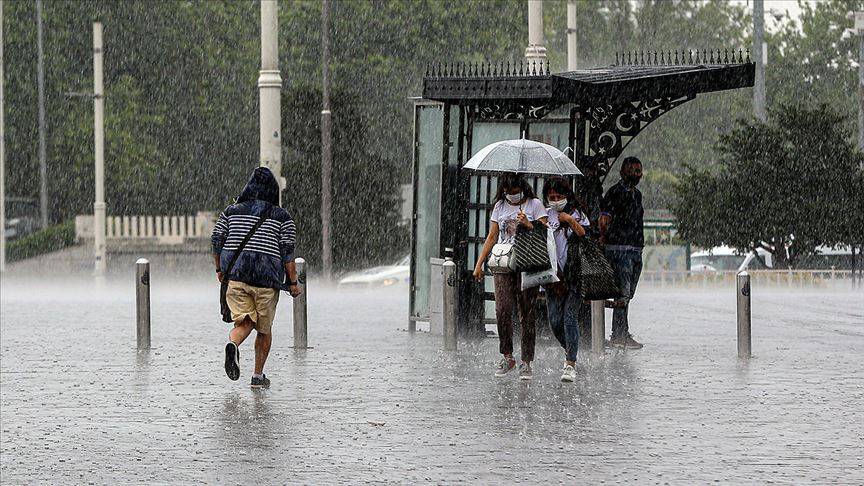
[464,139,582,176]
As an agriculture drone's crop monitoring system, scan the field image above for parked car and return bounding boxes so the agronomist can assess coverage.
[337,255,410,288]
[690,245,855,272]
[690,246,772,273]
[4,197,41,241]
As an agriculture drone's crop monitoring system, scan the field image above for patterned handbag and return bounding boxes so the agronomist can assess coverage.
[577,237,622,301]
[513,224,552,273]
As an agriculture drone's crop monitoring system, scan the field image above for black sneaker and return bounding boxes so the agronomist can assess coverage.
[250,374,270,389]
[224,342,240,381]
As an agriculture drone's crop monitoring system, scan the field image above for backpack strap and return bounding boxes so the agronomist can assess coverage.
[224,205,273,279]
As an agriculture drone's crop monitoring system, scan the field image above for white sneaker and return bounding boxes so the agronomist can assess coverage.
[518,362,533,381]
[494,357,516,378]
[560,365,576,383]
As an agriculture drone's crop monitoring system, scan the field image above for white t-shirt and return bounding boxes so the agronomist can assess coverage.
[490,197,546,244]
[546,207,590,269]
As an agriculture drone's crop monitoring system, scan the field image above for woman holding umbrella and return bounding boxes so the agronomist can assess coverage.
[472,172,547,380]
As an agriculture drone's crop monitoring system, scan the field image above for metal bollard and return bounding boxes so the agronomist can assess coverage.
[442,259,457,351]
[293,258,308,349]
[135,258,151,350]
[737,271,751,359]
[591,300,605,355]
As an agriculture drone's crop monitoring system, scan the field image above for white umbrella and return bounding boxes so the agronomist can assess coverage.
[464,139,582,176]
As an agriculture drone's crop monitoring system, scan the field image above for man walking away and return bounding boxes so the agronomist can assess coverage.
[600,156,644,350]
[211,167,301,388]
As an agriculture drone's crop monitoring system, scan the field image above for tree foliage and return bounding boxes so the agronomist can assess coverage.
[672,104,864,268]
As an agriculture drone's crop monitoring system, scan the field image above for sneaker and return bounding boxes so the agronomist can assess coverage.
[560,365,577,383]
[250,374,271,389]
[224,342,240,381]
[518,362,533,381]
[494,357,517,377]
[623,335,643,349]
[611,334,643,349]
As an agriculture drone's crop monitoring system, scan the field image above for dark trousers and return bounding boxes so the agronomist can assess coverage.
[545,284,580,362]
[605,248,643,339]
[493,273,539,362]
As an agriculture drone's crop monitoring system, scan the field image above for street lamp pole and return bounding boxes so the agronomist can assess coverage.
[320,0,333,281]
[36,0,48,228]
[93,22,106,277]
[856,13,864,152]
[1,0,5,273]
[525,0,547,65]
[259,0,283,204]
[566,0,577,71]
[753,0,766,121]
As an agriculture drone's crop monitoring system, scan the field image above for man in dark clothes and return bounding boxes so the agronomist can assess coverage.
[211,167,301,388]
[600,156,645,350]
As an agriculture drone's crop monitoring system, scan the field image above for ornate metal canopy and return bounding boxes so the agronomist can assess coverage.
[422,49,755,176]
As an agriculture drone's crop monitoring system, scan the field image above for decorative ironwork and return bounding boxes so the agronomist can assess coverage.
[424,59,551,79]
[613,48,751,66]
[474,102,561,120]
[578,95,695,176]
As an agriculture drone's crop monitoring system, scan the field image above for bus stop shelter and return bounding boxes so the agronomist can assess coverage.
[409,50,755,334]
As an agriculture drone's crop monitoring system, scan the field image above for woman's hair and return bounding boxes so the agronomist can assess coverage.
[494,172,536,203]
[542,176,586,213]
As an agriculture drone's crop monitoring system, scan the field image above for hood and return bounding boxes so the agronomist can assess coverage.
[237,167,280,206]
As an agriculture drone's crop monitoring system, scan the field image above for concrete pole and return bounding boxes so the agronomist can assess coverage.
[259,0,283,204]
[591,300,605,356]
[293,258,308,348]
[443,259,457,351]
[36,0,48,228]
[136,258,151,350]
[93,22,106,277]
[320,0,333,281]
[859,28,863,153]
[753,0,766,121]
[736,272,752,359]
[0,0,5,273]
[566,0,577,71]
[525,0,547,67]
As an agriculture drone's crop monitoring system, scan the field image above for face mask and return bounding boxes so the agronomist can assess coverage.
[625,175,641,187]
[505,192,523,204]
[549,200,567,211]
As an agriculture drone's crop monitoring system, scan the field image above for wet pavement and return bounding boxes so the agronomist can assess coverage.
[1,276,863,484]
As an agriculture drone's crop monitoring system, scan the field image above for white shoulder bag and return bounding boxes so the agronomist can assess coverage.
[486,203,524,274]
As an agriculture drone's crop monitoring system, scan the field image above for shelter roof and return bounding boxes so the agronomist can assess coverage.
[423,50,754,105]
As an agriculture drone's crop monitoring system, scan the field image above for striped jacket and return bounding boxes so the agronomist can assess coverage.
[211,168,296,290]
[211,201,296,290]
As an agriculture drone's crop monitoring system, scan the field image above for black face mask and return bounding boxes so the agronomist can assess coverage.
[625,175,641,187]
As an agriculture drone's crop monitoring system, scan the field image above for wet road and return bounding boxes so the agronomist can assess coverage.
[1,276,863,484]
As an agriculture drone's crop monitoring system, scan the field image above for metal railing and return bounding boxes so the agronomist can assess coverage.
[641,269,858,288]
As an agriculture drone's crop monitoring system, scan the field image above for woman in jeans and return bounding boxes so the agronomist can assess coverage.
[542,177,590,382]
[472,172,548,380]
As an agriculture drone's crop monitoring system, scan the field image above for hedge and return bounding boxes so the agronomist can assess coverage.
[7,221,76,263]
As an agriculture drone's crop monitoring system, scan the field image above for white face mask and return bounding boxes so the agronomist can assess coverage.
[505,192,523,204]
[549,199,567,211]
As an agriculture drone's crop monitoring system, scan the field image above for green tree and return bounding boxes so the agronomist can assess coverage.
[671,104,864,268]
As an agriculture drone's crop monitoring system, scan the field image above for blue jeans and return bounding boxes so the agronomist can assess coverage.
[545,285,580,362]
[605,248,643,339]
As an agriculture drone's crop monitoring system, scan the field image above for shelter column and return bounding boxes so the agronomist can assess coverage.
[259,0,283,202]
[525,0,547,66]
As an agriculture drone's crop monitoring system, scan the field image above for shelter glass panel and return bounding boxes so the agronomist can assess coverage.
[469,122,520,320]
[411,104,444,319]
[528,122,570,153]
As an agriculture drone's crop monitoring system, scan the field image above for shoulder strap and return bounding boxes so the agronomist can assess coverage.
[225,205,273,276]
